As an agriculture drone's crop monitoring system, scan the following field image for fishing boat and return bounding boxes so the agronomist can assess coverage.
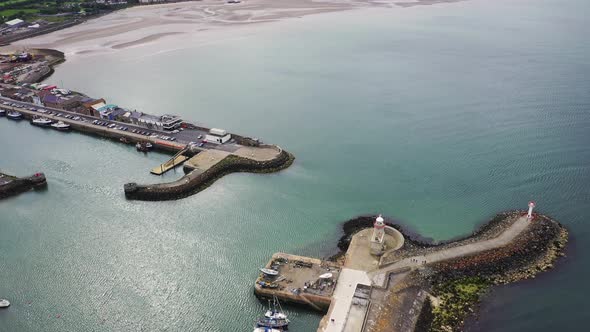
[256,296,289,330]
[31,116,53,127]
[136,142,153,152]
[6,111,22,120]
[51,121,71,131]
[0,299,10,308]
[257,281,279,289]
[260,268,279,276]
[0,109,5,117]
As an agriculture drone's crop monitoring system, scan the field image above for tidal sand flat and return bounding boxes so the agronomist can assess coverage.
[5,0,462,55]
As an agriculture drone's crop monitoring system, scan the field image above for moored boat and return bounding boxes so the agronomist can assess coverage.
[0,299,10,308]
[51,121,71,131]
[260,268,279,276]
[0,109,5,117]
[31,116,53,127]
[136,142,153,152]
[256,296,290,330]
[6,111,22,120]
[253,328,282,332]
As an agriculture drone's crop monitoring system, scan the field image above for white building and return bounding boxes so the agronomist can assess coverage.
[205,128,231,144]
[161,114,182,131]
[5,19,25,28]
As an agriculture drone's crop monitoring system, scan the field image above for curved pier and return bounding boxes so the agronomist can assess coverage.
[124,146,294,201]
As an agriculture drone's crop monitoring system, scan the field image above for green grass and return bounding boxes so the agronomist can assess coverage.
[0,8,38,17]
[430,277,491,332]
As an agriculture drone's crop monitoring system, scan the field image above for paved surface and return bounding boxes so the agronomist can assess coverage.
[322,269,372,332]
[184,149,231,172]
[233,146,280,161]
[370,216,531,287]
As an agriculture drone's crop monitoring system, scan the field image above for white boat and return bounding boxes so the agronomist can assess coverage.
[6,111,22,120]
[31,116,53,127]
[256,296,290,330]
[0,299,10,308]
[260,268,279,276]
[319,273,333,279]
[253,328,282,332]
[51,121,71,131]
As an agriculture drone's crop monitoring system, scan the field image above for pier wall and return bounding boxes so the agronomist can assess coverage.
[124,148,294,201]
[0,173,46,199]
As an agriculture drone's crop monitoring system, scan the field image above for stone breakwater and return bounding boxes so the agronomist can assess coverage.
[124,148,294,201]
[0,172,47,199]
[357,211,568,332]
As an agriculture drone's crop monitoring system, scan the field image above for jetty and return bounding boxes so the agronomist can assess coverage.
[254,205,568,332]
[0,171,46,199]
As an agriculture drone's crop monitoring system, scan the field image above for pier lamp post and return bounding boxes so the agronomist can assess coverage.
[527,201,536,220]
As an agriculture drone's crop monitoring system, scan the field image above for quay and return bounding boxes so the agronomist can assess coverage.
[255,253,341,311]
[0,94,294,201]
[255,206,568,332]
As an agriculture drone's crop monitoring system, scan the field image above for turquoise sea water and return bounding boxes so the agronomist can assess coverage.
[1,0,589,331]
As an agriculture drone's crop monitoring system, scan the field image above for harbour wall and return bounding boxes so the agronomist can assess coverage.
[0,172,47,199]
[124,148,294,201]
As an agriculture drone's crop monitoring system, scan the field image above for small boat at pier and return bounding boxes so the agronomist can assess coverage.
[6,111,22,120]
[0,109,5,117]
[0,299,10,308]
[253,328,282,332]
[256,296,290,330]
[260,268,279,276]
[51,121,70,131]
[31,116,53,127]
[136,142,153,152]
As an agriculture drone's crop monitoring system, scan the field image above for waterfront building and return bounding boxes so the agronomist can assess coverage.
[205,128,231,144]
[161,114,182,131]
[4,19,25,29]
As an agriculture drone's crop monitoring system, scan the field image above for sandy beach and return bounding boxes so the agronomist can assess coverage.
[2,0,461,56]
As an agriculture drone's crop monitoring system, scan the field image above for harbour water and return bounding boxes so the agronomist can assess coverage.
[1,0,589,330]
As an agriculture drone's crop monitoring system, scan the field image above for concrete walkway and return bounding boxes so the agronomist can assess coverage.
[322,268,372,332]
[370,216,531,287]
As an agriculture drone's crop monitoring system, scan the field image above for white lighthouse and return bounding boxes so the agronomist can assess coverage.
[527,201,536,219]
[370,214,386,255]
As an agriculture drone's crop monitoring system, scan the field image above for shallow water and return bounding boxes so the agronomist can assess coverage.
[1,0,589,331]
